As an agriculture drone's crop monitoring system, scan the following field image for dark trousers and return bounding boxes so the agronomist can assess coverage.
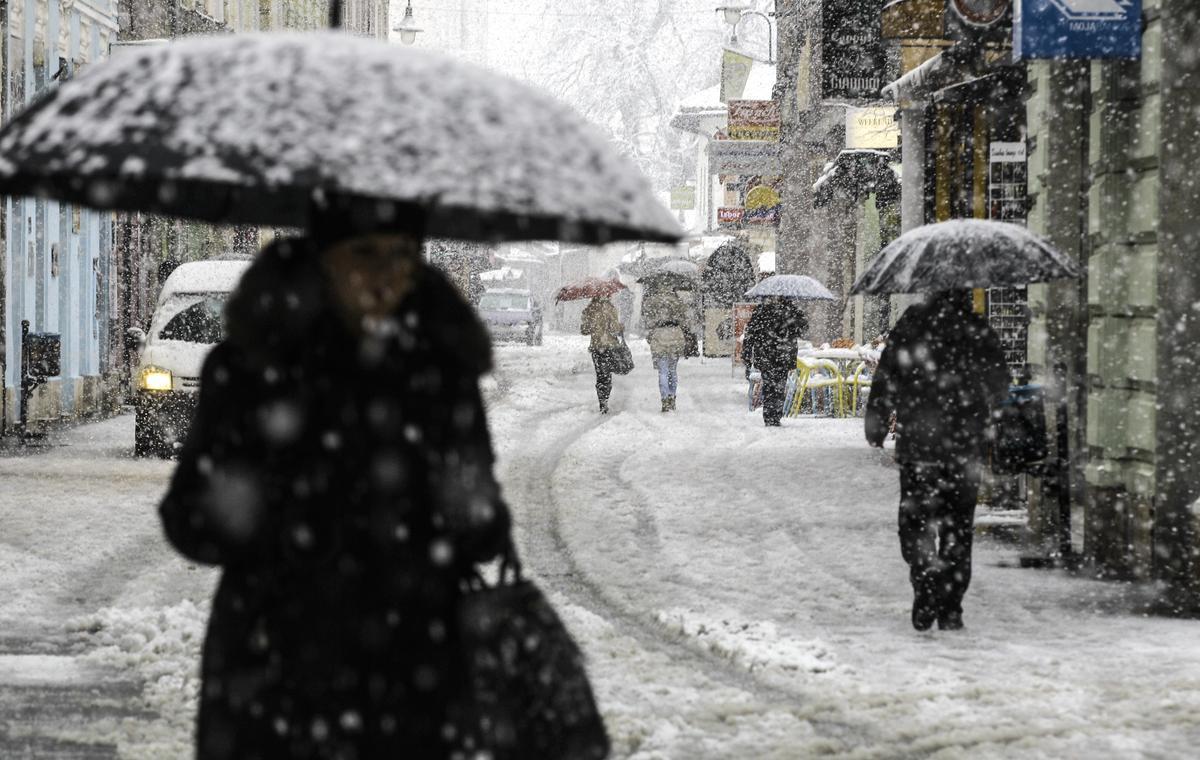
[761,368,789,426]
[590,349,612,404]
[898,460,981,618]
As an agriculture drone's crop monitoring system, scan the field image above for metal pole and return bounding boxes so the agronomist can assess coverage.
[18,319,28,437]
[1056,366,1073,560]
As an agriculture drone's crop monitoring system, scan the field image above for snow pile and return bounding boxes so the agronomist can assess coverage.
[69,599,207,731]
[655,608,842,677]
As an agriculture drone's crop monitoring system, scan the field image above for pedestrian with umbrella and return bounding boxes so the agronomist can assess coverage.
[0,26,681,759]
[557,277,628,414]
[640,285,689,412]
[742,275,834,426]
[853,219,1082,632]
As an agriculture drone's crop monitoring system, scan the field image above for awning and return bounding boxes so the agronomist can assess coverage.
[708,140,782,175]
[880,43,979,105]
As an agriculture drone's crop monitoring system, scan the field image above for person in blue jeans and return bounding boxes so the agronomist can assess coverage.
[642,288,688,412]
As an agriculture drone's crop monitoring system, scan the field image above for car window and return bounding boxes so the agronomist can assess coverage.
[157,296,226,344]
[478,293,530,311]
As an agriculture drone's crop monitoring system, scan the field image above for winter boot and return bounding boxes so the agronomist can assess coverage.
[937,607,964,631]
[667,395,676,411]
[599,399,609,414]
[661,397,670,413]
[911,593,937,632]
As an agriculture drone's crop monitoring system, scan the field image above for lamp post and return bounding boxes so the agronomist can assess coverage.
[394,0,423,45]
[716,5,775,64]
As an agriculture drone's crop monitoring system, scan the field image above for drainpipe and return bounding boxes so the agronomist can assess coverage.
[0,0,9,437]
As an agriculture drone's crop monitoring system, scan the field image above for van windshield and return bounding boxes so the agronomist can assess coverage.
[157,295,227,344]
[479,292,531,311]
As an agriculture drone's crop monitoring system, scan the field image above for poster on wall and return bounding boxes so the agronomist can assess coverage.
[732,302,757,367]
[821,0,887,101]
[1014,0,1142,60]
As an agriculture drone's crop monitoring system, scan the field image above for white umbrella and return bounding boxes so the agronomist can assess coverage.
[745,274,836,301]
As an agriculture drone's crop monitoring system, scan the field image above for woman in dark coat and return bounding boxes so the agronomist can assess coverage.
[743,296,808,426]
[159,233,512,759]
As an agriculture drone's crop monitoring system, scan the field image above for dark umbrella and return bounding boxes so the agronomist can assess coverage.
[638,260,699,291]
[850,220,1081,295]
[0,33,681,246]
[702,243,756,307]
[638,271,696,291]
[555,277,626,303]
[745,274,836,301]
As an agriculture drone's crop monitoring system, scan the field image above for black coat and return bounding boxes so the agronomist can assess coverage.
[865,294,1010,464]
[743,299,808,372]
[159,239,512,760]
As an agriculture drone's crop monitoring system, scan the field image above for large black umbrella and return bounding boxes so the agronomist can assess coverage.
[849,219,1082,295]
[637,259,699,290]
[0,33,680,246]
[701,243,756,307]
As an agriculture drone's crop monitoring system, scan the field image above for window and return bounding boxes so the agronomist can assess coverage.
[158,296,226,344]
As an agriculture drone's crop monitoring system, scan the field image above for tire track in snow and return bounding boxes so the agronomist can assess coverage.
[489,371,874,752]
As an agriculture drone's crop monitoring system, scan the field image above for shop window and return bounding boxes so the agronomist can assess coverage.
[987,140,1030,379]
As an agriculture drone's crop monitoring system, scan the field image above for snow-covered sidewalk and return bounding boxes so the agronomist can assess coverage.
[489,335,1200,759]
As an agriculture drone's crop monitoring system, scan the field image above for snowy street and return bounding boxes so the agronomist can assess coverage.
[0,334,1197,758]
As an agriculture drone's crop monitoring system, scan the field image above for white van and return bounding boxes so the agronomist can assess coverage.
[130,256,251,457]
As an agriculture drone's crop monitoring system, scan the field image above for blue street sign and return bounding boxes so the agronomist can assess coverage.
[1014,0,1142,60]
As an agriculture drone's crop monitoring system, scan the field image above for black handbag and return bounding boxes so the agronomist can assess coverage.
[608,335,634,375]
[992,384,1048,474]
[453,549,610,760]
[683,329,699,358]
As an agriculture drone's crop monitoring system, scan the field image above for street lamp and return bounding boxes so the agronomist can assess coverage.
[394,0,422,45]
[716,5,775,64]
[717,4,749,25]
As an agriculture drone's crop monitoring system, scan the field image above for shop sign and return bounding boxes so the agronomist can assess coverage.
[670,186,696,210]
[744,183,782,225]
[821,0,887,101]
[989,142,1026,162]
[728,100,781,141]
[1014,0,1141,60]
[709,140,782,175]
[720,48,754,103]
[717,207,745,227]
[845,107,900,150]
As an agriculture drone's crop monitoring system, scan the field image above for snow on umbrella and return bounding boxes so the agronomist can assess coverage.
[649,259,700,277]
[638,259,698,290]
[0,32,681,246]
[849,219,1081,295]
[745,274,836,301]
[555,276,626,303]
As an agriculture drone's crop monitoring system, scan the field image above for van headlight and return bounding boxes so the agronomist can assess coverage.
[140,367,173,391]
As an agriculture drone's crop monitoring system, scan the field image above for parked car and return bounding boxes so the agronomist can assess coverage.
[129,256,251,457]
[477,288,543,345]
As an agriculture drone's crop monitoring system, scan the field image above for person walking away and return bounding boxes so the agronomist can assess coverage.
[865,289,1009,632]
[642,288,688,412]
[581,295,621,413]
[159,232,515,759]
[742,296,808,426]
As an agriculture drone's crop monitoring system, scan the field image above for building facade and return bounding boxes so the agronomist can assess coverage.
[1,0,120,434]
